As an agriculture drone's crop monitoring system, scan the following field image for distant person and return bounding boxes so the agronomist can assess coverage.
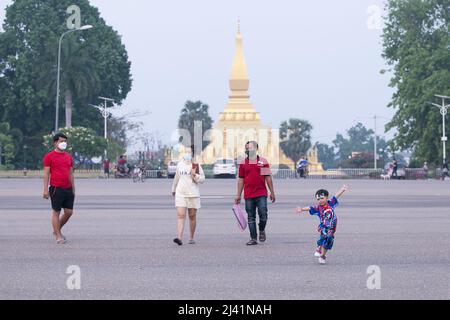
[118,155,127,169]
[235,141,276,246]
[295,185,349,265]
[43,133,75,245]
[133,162,146,180]
[118,155,126,166]
[117,155,129,176]
[422,161,428,179]
[172,145,205,245]
[103,158,110,179]
[391,158,398,178]
[296,158,303,178]
[297,157,309,179]
[442,161,449,181]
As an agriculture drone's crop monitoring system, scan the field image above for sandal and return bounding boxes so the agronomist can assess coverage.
[188,240,196,244]
[56,239,66,245]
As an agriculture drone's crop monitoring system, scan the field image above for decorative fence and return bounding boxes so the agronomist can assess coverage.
[0,168,442,180]
[272,168,436,180]
[0,169,103,178]
[272,169,382,180]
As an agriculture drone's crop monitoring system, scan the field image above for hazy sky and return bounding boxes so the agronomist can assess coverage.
[0,0,396,151]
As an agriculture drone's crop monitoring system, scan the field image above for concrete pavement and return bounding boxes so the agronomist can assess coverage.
[0,178,449,299]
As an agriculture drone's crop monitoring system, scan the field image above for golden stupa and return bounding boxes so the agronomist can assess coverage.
[201,23,293,168]
[306,143,326,173]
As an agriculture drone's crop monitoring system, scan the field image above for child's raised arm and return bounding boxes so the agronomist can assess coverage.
[335,184,349,199]
[295,207,311,214]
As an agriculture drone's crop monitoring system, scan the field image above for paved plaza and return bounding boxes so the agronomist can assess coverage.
[0,178,449,300]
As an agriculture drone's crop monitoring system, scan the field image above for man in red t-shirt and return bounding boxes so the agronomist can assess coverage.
[43,133,75,245]
[103,158,110,179]
[235,141,276,246]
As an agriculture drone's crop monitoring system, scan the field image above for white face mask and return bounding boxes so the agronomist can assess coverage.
[183,154,192,162]
[58,142,67,151]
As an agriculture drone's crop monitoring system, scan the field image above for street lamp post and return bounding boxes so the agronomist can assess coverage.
[55,25,93,133]
[428,95,450,164]
[22,145,28,176]
[374,115,378,170]
[23,145,27,169]
[354,115,386,170]
[89,96,115,159]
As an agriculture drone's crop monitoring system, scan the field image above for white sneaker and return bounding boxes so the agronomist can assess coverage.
[314,249,321,257]
[318,256,326,264]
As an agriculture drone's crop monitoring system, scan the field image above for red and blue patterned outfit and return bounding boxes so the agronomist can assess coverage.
[309,196,339,250]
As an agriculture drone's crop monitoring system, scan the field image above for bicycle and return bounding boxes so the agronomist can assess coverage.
[132,167,145,183]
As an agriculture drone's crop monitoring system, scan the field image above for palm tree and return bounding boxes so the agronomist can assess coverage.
[178,100,213,152]
[279,118,313,168]
[38,36,99,128]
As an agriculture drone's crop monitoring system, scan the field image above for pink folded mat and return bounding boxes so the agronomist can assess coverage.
[232,204,247,231]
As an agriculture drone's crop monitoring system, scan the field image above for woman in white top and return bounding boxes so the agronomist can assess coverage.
[171,145,205,245]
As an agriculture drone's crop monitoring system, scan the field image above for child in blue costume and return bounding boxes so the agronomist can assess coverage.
[296,185,349,264]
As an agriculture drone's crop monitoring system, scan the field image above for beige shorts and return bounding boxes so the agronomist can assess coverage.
[175,196,201,209]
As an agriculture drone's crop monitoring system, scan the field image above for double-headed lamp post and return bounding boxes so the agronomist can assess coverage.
[428,95,450,164]
[55,25,93,133]
[89,97,115,159]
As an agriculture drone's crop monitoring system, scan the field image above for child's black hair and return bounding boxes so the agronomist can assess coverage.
[315,189,329,198]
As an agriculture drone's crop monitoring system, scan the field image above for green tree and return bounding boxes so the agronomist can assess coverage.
[0,0,132,168]
[0,122,15,169]
[316,143,336,169]
[43,127,106,168]
[333,123,389,167]
[279,118,313,168]
[178,100,213,152]
[382,0,450,164]
[333,123,375,160]
[37,36,99,128]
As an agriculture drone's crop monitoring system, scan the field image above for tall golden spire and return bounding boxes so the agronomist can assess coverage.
[222,20,255,114]
[202,21,295,169]
[230,19,249,94]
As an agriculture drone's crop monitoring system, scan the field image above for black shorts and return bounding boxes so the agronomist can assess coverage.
[49,186,75,211]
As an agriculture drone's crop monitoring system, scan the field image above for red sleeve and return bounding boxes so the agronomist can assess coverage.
[70,155,74,168]
[43,153,52,167]
[261,159,272,176]
[238,163,245,178]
